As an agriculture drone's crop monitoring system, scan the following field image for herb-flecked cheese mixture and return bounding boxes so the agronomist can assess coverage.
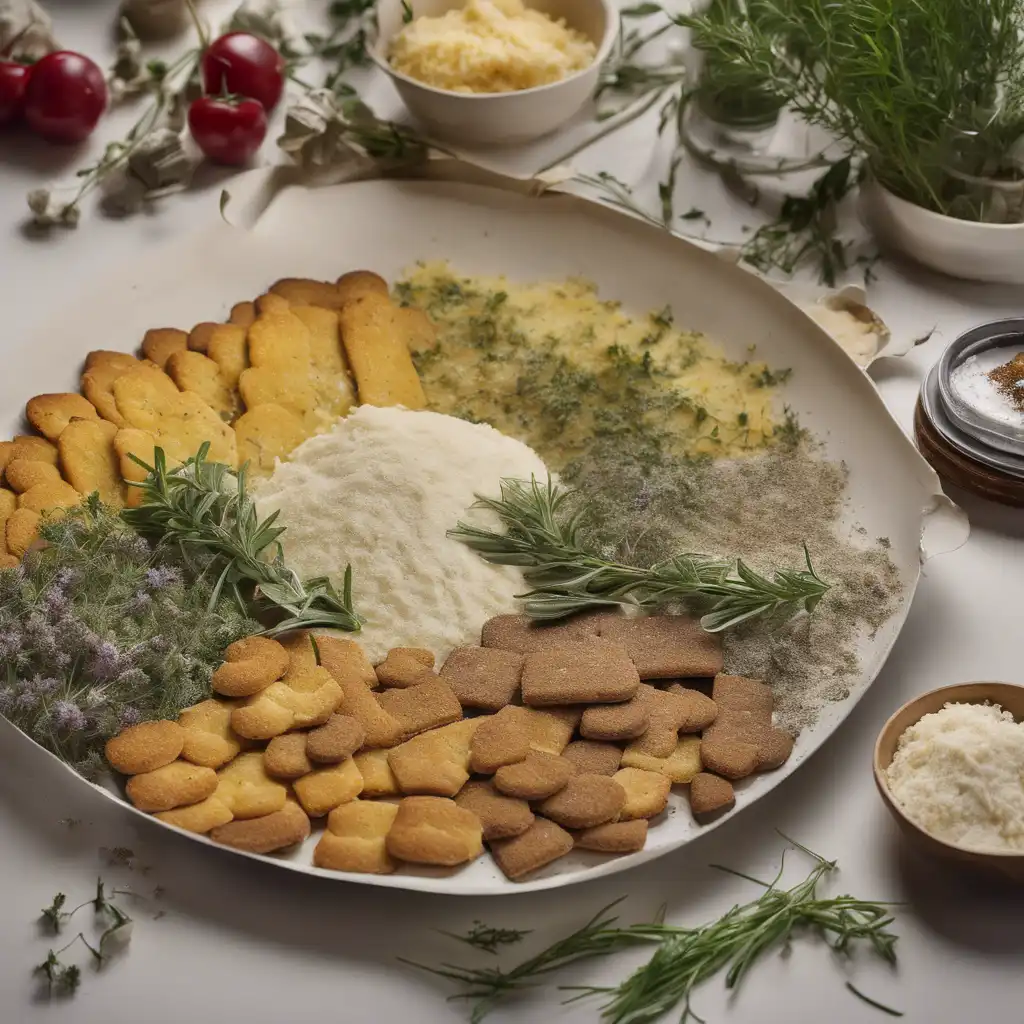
[397,262,793,473]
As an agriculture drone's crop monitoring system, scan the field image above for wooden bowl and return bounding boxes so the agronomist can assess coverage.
[874,682,1024,882]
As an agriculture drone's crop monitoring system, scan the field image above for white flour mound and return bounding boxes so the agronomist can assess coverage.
[254,406,548,663]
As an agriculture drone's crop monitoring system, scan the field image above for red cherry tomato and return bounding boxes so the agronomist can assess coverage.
[201,33,285,113]
[188,96,267,166]
[0,61,32,125]
[23,51,107,144]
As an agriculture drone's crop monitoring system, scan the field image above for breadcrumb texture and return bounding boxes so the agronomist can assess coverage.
[253,406,548,662]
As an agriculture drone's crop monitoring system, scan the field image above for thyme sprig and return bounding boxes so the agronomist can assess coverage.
[449,477,828,631]
[406,840,900,1023]
[121,444,360,636]
[440,922,532,955]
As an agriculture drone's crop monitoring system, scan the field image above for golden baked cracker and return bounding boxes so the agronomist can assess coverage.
[0,487,15,520]
[489,818,573,880]
[27,393,100,441]
[314,799,400,874]
[0,553,19,568]
[519,706,582,755]
[113,428,156,508]
[58,418,123,506]
[112,363,238,468]
[455,780,533,841]
[105,720,185,775]
[574,819,648,854]
[613,767,672,820]
[280,630,320,680]
[264,733,313,780]
[229,302,256,328]
[210,799,311,853]
[126,760,218,812]
[233,403,307,476]
[18,480,81,514]
[270,277,343,309]
[537,774,626,829]
[6,508,40,556]
[230,672,343,740]
[141,328,188,369]
[10,434,59,465]
[353,749,400,796]
[293,757,363,816]
[212,636,289,697]
[82,351,144,426]
[387,718,480,797]
[215,751,288,819]
[621,735,702,783]
[0,487,15,562]
[166,349,239,422]
[315,635,378,688]
[255,293,291,315]
[291,304,355,393]
[4,458,61,493]
[187,322,219,353]
[178,699,245,769]
[375,647,436,689]
[0,442,13,478]
[336,270,389,304]
[385,796,483,866]
[155,795,234,834]
[338,292,427,409]
[205,323,250,390]
[395,305,437,356]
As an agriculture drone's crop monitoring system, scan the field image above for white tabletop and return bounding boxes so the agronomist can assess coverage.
[3,3,1024,1022]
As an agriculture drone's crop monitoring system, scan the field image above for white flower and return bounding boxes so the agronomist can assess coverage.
[25,187,79,228]
[127,128,195,191]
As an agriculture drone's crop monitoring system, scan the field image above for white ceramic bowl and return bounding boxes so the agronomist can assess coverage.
[370,0,618,146]
[860,177,1024,285]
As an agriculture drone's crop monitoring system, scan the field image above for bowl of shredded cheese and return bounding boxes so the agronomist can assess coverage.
[371,0,617,145]
[874,682,1024,881]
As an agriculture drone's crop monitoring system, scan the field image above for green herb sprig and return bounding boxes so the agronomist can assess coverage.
[449,477,828,631]
[405,839,901,1023]
[440,922,532,955]
[121,444,360,636]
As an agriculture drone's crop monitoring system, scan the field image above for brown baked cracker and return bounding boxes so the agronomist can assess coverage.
[375,647,436,688]
[489,818,574,881]
[313,635,377,688]
[141,327,189,369]
[469,705,531,774]
[293,757,363,816]
[493,750,573,801]
[537,773,626,829]
[216,751,288,818]
[81,350,145,425]
[177,699,245,769]
[480,611,604,654]
[579,687,651,741]
[264,733,314,780]
[597,613,724,679]
[388,719,479,797]
[210,799,311,854]
[688,772,736,820]
[621,735,702,783]
[561,739,623,777]
[520,638,640,706]
[126,761,218,812]
[439,645,524,711]
[574,819,648,854]
[386,796,483,867]
[376,677,462,738]
[338,292,427,409]
[166,349,239,422]
[105,720,184,775]
[306,714,365,763]
[628,684,715,759]
[327,670,404,749]
[314,799,399,874]
[58,417,124,506]
[455,780,534,841]
[155,795,234,834]
[664,684,719,732]
[26,393,99,441]
[613,766,672,820]
[700,674,793,780]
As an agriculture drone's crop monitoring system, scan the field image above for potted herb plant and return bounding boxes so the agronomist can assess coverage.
[678,0,1024,283]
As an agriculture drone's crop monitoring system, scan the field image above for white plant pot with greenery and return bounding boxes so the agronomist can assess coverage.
[859,178,1024,285]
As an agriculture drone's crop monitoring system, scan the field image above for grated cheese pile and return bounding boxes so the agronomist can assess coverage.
[885,702,1024,852]
[253,405,548,663]
[388,0,596,94]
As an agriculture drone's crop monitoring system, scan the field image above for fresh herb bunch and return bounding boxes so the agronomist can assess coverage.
[122,444,360,636]
[449,477,829,631]
[678,0,1024,220]
[406,839,901,1023]
[0,498,255,777]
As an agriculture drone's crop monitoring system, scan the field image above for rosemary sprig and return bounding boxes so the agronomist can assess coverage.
[448,477,829,632]
[440,922,532,955]
[406,840,900,1024]
[121,444,360,636]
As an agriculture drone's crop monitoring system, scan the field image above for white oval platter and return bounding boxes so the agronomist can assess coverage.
[0,177,966,895]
